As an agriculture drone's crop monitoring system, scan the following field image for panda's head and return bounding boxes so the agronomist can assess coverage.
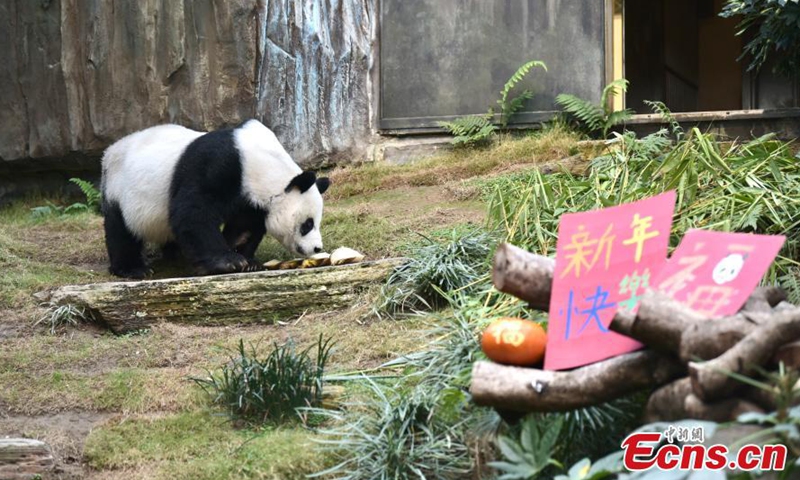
[267,170,330,257]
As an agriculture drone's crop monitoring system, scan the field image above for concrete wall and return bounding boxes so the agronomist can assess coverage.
[0,0,375,172]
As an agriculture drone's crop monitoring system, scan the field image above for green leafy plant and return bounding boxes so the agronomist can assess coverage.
[554,452,624,480]
[643,100,684,140]
[438,60,547,146]
[489,414,564,479]
[191,334,334,424]
[495,60,549,129]
[30,178,103,218]
[721,0,800,76]
[555,79,633,138]
[437,114,498,147]
[308,379,472,480]
[69,177,102,213]
[375,227,496,316]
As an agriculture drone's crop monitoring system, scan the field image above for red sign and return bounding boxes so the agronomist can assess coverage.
[651,229,786,317]
[545,191,677,370]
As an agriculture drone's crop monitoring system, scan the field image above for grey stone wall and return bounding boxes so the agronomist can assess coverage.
[0,0,375,171]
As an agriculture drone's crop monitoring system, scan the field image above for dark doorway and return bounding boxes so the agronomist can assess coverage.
[624,0,744,113]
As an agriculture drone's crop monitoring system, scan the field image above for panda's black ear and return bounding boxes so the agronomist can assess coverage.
[285,171,317,193]
[316,177,330,195]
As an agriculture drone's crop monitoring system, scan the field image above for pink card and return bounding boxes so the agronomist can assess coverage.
[545,191,677,370]
[651,229,786,318]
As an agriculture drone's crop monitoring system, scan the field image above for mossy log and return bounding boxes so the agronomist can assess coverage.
[43,259,405,334]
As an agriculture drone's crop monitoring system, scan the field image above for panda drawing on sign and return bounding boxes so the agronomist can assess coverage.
[100,119,330,278]
[712,253,747,285]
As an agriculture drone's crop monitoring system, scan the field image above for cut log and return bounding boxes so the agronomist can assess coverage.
[689,307,800,402]
[774,340,800,370]
[610,291,792,364]
[0,438,54,479]
[644,378,764,423]
[492,243,554,311]
[742,286,787,313]
[470,350,684,412]
[677,316,757,363]
[42,258,405,334]
[609,291,706,353]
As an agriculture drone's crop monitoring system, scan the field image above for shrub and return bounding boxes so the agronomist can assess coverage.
[191,334,334,424]
[438,60,547,146]
[555,79,633,139]
[721,0,800,76]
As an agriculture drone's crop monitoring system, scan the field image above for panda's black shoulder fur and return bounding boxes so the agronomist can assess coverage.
[169,127,243,207]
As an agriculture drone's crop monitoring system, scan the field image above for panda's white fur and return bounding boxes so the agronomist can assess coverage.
[101,119,328,277]
[102,124,204,245]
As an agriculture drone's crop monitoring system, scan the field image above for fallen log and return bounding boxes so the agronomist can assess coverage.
[492,243,554,311]
[0,438,53,479]
[41,258,405,334]
[470,350,684,412]
[644,378,764,423]
[689,307,800,402]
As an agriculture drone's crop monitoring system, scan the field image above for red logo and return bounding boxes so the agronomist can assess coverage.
[621,430,787,472]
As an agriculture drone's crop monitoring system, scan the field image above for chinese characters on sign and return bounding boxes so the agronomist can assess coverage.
[545,191,677,370]
[651,229,786,318]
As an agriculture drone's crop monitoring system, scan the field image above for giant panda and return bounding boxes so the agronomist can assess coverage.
[100,119,330,278]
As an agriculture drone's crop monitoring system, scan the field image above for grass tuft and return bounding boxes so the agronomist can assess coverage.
[375,227,496,316]
[34,303,94,334]
[192,334,335,425]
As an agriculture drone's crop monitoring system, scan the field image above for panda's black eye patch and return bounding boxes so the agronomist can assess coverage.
[300,218,314,236]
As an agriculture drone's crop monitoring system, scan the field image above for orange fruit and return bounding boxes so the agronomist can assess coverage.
[480,317,547,366]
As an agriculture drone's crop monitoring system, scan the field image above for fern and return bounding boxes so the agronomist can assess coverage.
[644,100,684,140]
[556,78,633,138]
[437,115,497,148]
[69,178,102,213]
[497,60,548,129]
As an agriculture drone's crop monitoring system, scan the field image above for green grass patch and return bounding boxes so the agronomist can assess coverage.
[0,367,197,414]
[84,410,331,479]
[327,125,590,200]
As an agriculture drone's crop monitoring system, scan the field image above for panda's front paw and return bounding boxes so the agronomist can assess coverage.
[195,252,251,276]
[244,259,264,273]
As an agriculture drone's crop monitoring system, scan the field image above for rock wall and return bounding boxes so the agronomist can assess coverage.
[0,0,375,171]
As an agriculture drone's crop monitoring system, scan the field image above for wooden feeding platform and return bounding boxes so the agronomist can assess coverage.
[39,258,405,334]
[471,243,800,423]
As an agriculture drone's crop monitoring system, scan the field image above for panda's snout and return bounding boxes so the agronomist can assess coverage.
[314,247,322,254]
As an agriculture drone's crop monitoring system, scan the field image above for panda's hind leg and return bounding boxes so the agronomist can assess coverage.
[103,201,151,279]
[222,205,267,266]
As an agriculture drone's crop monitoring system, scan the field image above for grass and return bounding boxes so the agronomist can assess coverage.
[326,124,593,200]
[84,410,332,479]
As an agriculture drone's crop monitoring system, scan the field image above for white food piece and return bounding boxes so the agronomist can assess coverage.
[330,247,365,266]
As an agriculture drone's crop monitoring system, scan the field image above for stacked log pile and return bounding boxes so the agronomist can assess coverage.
[471,243,800,422]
